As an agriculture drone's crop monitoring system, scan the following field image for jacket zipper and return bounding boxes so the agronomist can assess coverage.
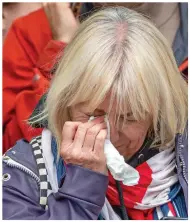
[3,155,40,187]
[177,135,188,184]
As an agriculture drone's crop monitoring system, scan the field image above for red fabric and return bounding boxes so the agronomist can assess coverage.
[167,202,177,217]
[179,58,188,73]
[3,8,66,153]
[179,58,188,81]
[106,158,179,219]
[106,162,155,220]
[107,162,152,208]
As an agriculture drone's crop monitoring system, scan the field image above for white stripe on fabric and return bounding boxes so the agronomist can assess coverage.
[30,136,51,210]
[34,149,42,155]
[156,206,164,219]
[32,143,40,148]
[134,147,177,210]
[40,197,47,205]
[167,210,174,216]
[41,129,58,193]
[37,158,44,164]
[39,168,47,175]
[101,198,121,220]
[173,201,180,217]
[35,136,42,140]
[40,182,48,189]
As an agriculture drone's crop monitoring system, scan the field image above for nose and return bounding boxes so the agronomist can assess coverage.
[109,120,120,142]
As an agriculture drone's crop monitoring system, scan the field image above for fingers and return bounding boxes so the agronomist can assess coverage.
[42,2,48,14]
[73,116,105,149]
[43,2,70,8]
[61,117,108,175]
[93,129,107,156]
[62,121,81,144]
[82,122,107,151]
[42,2,47,7]
[43,2,71,19]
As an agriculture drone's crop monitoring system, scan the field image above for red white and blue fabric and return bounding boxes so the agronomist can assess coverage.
[106,147,187,220]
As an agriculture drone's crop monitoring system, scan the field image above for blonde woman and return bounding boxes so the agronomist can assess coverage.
[3,7,187,220]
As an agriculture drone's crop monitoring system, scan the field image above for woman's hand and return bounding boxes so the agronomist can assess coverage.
[60,117,108,175]
[43,2,79,43]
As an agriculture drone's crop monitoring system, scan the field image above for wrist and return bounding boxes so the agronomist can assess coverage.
[53,36,70,44]
[59,164,108,206]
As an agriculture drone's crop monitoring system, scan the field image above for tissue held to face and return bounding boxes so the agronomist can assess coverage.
[69,97,151,160]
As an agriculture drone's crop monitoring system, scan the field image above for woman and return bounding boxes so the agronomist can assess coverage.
[3,7,187,220]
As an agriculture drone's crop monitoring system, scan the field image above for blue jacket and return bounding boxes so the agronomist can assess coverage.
[3,126,188,220]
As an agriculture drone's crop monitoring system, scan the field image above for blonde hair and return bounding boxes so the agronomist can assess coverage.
[33,7,187,151]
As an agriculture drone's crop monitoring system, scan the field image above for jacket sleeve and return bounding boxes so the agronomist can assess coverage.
[3,9,66,153]
[3,163,108,220]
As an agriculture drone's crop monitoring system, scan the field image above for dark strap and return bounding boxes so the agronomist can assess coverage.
[115,181,129,220]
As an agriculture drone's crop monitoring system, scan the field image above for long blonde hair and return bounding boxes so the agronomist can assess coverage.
[32,7,187,151]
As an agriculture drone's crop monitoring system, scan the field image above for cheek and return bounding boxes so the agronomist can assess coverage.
[122,122,150,141]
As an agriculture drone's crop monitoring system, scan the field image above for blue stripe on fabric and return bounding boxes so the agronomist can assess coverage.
[172,200,180,217]
[51,137,65,183]
[168,183,182,200]
[153,208,159,220]
[156,183,187,219]
[172,189,188,218]
[160,204,170,218]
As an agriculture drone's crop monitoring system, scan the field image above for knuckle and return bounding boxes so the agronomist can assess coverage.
[77,124,86,132]
[96,134,105,143]
[70,152,78,161]
[60,149,67,159]
[64,121,73,128]
[62,151,77,163]
[87,128,97,136]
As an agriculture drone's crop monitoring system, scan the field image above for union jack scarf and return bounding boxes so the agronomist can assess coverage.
[106,147,187,219]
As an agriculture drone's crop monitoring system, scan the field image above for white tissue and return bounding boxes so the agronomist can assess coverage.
[104,139,139,185]
[89,115,139,186]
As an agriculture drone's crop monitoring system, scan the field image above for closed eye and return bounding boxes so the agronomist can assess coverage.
[86,109,106,117]
[120,115,136,122]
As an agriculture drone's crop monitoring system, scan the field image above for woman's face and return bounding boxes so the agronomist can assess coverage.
[70,97,151,159]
